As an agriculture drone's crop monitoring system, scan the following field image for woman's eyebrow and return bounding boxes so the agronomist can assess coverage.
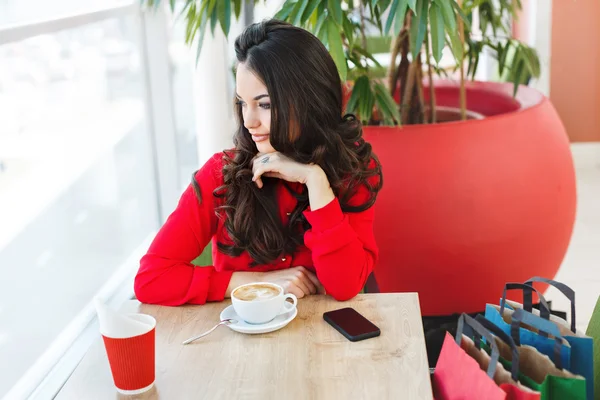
[236,93,270,100]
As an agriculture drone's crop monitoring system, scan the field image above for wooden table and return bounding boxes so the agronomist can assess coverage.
[56,294,433,399]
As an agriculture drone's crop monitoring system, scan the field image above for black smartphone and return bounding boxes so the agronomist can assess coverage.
[323,307,381,342]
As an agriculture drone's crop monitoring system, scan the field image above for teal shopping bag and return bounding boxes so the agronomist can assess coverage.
[484,283,572,369]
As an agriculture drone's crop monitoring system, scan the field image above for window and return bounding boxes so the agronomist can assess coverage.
[0,0,133,26]
[0,3,192,398]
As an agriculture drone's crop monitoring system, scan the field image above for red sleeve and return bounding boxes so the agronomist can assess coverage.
[303,183,378,301]
[134,153,233,306]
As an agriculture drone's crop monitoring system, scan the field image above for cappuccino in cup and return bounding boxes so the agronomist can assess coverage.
[231,282,297,325]
[233,283,281,301]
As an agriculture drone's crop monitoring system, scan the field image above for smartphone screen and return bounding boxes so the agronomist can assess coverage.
[323,307,380,341]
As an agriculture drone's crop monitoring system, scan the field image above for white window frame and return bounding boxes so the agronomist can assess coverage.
[0,3,181,399]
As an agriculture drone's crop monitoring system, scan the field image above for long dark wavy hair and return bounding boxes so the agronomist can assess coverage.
[192,19,383,266]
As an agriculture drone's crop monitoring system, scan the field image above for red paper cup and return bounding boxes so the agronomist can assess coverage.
[101,314,156,395]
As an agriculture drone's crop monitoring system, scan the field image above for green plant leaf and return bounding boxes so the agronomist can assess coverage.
[450,0,469,25]
[436,0,456,32]
[347,51,364,70]
[385,0,400,35]
[293,0,310,26]
[353,45,382,68]
[429,2,444,63]
[345,75,368,115]
[328,0,343,24]
[359,82,376,124]
[374,82,401,125]
[234,0,242,19]
[327,17,347,81]
[379,0,392,11]
[210,6,218,34]
[408,0,417,13]
[498,41,510,76]
[343,16,355,49]
[274,1,297,21]
[409,0,428,60]
[301,0,321,26]
[217,0,231,37]
[184,2,198,44]
[394,0,409,36]
[373,90,391,125]
[520,44,541,77]
[511,59,524,96]
[195,11,209,64]
[348,75,375,123]
[448,30,463,60]
[466,40,482,80]
[169,0,176,12]
[207,0,217,17]
[471,48,480,79]
[315,10,328,42]
[373,4,384,33]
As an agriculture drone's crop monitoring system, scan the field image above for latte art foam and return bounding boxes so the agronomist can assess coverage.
[233,284,281,301]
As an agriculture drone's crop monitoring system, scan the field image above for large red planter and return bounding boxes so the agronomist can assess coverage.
[363,81,576,316]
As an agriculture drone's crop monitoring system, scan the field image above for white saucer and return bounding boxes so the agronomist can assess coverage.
[219,305,298,334]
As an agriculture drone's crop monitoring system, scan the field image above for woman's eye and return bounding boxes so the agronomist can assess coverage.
[259,103,271,110]
[236,100,246,107]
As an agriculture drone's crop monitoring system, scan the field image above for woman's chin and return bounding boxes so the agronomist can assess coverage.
[256,142,276,154]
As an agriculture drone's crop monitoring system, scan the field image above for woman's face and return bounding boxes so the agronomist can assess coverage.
[236,62,275,154]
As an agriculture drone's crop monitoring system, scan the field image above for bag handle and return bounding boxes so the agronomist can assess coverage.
[475,315,520,382]
[501,283,551,339]
[456,314,501,379]
[500,282,551,320]
[525,276,576,332]
[511,308,564,370]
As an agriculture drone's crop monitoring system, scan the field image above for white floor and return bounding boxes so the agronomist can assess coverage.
[545,143,600,333]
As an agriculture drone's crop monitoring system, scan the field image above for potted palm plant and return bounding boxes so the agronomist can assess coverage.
[144,0,576,317]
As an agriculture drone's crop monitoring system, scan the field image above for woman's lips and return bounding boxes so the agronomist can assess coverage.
[251,134,269,143]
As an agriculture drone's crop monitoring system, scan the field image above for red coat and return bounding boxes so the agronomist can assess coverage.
[134,152,378,306]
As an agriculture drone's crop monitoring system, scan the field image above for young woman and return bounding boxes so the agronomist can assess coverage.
[134,19,383,306]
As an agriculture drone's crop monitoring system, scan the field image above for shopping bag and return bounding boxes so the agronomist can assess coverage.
[507,308,587,399]
[472,316,541,399]
[512,276,594,400]
[585,296,600,400]
[484,282,572,369]
[433,314,538,399]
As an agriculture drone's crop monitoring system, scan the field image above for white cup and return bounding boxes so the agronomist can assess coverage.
[231,282,297,325]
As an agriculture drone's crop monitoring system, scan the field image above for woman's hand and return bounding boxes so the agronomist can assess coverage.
[252,152,317,189]
[252,152,335,210]
[260,267,325,299]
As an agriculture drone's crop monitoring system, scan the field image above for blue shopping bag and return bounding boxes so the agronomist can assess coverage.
[484,282,572,370]
[512,277,594,400]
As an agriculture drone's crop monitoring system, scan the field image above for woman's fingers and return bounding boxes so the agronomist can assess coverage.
[297,270,318,295]
[263,171,284,179]
[285,284,306,299]
[296,267,321,291]
[252,152,283,188]
[294,276,314,296]
[252,164,268,188]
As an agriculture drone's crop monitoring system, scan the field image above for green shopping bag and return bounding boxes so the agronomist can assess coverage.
[585,296,600,400]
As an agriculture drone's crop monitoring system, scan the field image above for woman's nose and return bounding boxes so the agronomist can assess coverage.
[244,108,260,130]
